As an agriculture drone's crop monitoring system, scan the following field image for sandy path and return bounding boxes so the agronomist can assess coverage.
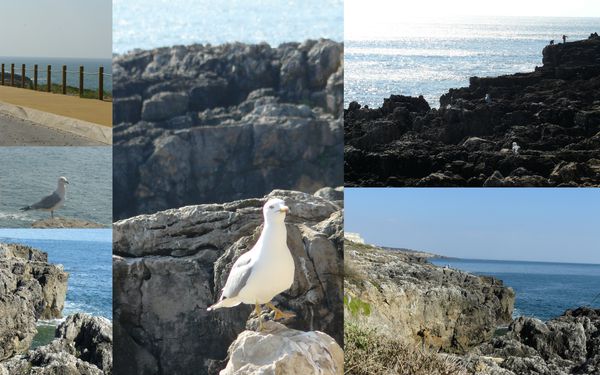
[0,112,104,146]
[0,85,112,126]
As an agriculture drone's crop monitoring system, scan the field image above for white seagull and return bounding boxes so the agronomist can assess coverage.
[207,198,296,328]
[512,142,521,155]
[21,176,69,218]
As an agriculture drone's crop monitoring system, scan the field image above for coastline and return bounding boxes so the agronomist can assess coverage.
[345,34,600,187]
[344,240,600,374]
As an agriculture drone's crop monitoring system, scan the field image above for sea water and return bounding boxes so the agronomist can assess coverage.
[0,230,112,347]
[113,0,343,54]
[0,57,112,92]
[431,258,600,322]
[345,16,600,108]
[0,147,112,227]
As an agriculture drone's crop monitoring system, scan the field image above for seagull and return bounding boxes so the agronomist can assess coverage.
[512,142,521,155]
[20,176,69,218]
[207,198,296,329]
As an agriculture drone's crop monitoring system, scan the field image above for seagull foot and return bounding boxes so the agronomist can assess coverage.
[266,302,295,321]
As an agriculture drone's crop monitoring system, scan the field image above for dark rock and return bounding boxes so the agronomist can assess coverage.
[113,40,343,220]
[345,36,600,187]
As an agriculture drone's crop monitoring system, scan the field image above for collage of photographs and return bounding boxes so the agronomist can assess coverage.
[0,0,598,374]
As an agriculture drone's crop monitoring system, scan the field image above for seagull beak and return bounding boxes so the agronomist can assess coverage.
[280,206,290,214]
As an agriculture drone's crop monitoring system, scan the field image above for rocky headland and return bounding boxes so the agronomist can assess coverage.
[113,40,343,220]
[344,240,600,375]
[113,188,343,375]
[0,242,113,374]
[345,34,600,187]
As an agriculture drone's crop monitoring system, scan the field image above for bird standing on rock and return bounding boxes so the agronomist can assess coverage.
[20,176,69,218]
[207,198,296,329]
[512,142,521,155]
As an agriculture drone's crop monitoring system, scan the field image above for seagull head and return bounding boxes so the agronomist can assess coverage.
[58,176,69,186]
[263,198,290,223]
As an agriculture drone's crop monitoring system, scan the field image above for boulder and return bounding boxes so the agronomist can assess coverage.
[220,321,343,375]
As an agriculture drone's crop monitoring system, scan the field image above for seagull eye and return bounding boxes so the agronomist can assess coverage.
[269,205,274,209]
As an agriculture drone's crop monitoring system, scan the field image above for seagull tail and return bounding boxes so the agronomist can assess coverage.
[207,297,241,311]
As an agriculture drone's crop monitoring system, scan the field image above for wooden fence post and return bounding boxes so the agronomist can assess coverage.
[62,65,67,94]
[34,65,38,90]
[99,66,104,100]
[11,64,14,86]
[79,66,84,97]
[1,64,4,85]
[47,65,52,92]
[21,64,26,88]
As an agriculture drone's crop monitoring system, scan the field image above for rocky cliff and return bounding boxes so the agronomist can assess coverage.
[113,188,343,375]
[464,307,600,375]
[0,243,68,360]
[345,34,600,187]
[0,313,113,375]
[113,40,343,219]
[344,241,514,353]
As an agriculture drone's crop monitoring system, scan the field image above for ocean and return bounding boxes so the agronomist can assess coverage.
[430,258,600,322]
[0,57,112,92]
[0,229,112,347]
[345,16,600,108]
[113,0,343,54]
[0,147,112,228]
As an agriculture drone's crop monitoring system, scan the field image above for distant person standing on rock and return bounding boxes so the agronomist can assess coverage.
[562,34,567,43]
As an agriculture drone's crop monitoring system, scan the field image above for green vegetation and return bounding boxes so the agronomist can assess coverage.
[344,322,467,375]
[344,295,371,317]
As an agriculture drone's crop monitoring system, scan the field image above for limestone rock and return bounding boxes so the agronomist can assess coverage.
[344,241,515,353]
[0,243,68,360]
[0,313,113,375]
[113,189,343,375]
[113,40,344,220]
[220,321,343,375]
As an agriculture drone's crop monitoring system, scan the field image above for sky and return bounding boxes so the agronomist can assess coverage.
[0,229,112,243]
[346,0,600,39]
[0,0,111,58]
[345,188,600,264]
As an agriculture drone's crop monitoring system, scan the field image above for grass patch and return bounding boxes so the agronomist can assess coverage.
[344,295,371,317]
[344,322,467,375]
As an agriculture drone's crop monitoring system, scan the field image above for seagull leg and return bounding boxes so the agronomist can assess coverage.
[266,302,295,321]
[51,211,54,219]
[255,302,264,331]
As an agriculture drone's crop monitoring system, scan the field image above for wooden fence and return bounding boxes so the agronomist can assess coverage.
[0,63,110,100]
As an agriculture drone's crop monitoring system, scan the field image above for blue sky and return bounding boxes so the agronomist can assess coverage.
[0,229,112,243]
[345,188,600,264]
[0,0,111,58]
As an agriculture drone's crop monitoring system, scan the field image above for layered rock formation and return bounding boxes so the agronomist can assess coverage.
[113,40,343,219]
[220,321,343,375]
[113,189,343,375]
[345,34,600,187]
[0,243,68,360]
[464,307,600,375]
[344,241,515,353]
[0,313,113,375]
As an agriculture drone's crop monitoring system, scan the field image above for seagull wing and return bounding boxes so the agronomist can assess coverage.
[24,192,61,210]
[221,251,254,300]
